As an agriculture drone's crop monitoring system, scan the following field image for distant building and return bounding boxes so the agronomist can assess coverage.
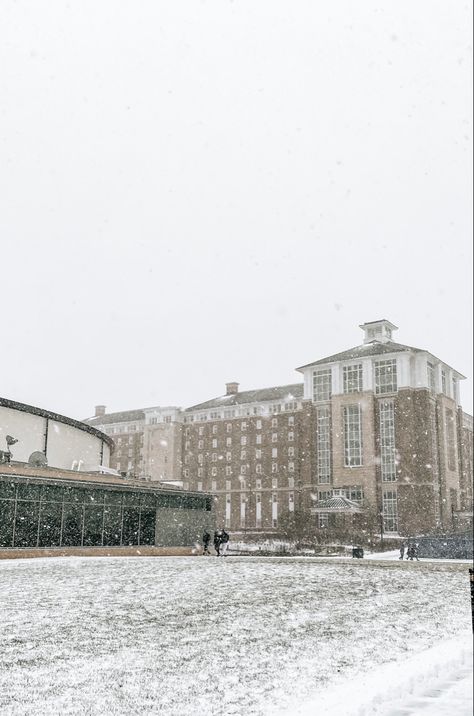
[84,405,183,483]
[181,320,473,539]
[182,382,306,533]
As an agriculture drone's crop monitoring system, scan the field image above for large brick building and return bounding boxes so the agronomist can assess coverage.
[181,320,473,539]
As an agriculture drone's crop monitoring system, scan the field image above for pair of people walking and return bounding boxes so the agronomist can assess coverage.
[400,543,419,561]
[202,529,229,556]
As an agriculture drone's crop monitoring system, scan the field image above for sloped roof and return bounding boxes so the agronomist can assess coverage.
[185,383,304,412]
[296,340,423,371]
[83,408,146,427]
[311,496,363,513]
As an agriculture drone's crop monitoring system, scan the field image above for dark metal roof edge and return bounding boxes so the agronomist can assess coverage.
[0,470,212,499]
[0,397,114,447]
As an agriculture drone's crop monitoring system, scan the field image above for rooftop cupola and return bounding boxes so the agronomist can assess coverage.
[226,382,239,395]
[359,320,398,344]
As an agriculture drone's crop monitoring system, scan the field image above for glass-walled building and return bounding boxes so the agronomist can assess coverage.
[0,466,213,551]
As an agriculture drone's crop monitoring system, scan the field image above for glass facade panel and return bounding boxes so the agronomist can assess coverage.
[83,490,105,504]
[140,493,156,509]
[63,487,84,503]
[103,506,122,546]
[0,500,15,547]
[62,504,84,546]
[17,483,41,501]
[0,481,16,499]
[104,491,122,505]
[14,501,40,547]
[41,485,64,503]
[122,508,140,545]
[83,506,104,546]
[38,501,62,547]
[139,509,156,545]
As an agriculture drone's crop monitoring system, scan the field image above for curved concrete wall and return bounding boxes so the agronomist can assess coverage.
[0,405,110,471]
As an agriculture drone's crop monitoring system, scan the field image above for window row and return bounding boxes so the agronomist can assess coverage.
[184,407,301,424]
[184,461,296,478]
[313,360,398,401]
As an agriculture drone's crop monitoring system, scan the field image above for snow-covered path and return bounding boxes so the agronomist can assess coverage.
[283,630,472,716]
[0,556,471,715]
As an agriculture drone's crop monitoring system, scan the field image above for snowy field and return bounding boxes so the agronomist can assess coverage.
[0,557,472,716]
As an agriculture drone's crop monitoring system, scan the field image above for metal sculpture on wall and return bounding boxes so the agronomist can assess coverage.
[0,435,18,464]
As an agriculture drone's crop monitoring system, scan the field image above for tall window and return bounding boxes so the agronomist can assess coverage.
[313,369,331,401]
[441,369,447,395]
[374,359,397,394]
[343,364,363,393]
[240,494,246,528]
[427,362,436,393]
[318,513,328,528]
[255,493,262,528]
[317,406,331,483]
[379,400,396,481]
[343,405,363,467]
[383,490,398,532]
[445,408,456,471]
[271,493,278,527]
[225,495,231,528]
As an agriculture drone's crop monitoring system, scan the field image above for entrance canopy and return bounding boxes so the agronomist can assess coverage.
[310,495,363,514]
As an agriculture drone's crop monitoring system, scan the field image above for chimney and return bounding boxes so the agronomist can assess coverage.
[226,382,239,396]
[95,405,106,417]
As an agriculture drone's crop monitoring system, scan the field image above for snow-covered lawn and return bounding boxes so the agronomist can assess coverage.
[0,557,471,715]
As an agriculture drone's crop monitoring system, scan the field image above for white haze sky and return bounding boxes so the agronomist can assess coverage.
[0,0,472,419]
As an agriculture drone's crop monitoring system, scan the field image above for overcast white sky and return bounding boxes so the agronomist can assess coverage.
[0,0,472,419]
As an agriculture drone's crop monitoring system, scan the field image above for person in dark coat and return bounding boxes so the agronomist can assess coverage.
[220,529,230,556]
[399,544,405,560]
[202,530,211,555]
[213,530,222,556]
[412,544,420,561]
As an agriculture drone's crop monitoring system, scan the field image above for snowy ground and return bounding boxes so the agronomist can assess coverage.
[0,556,471,716]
